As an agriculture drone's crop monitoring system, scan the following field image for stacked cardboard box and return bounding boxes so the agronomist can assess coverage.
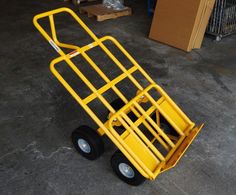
[149,0,216,52]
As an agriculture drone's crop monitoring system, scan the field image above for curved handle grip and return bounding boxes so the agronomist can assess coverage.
[33,7,98,55]
[33,7,73,22]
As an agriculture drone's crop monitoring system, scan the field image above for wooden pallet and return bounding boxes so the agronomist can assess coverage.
[79,4,132,21]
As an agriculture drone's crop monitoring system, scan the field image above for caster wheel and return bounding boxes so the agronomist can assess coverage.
[152,113,179,136]
[109,98,137,121]
[71,125,104,160]
[110,98,125,111]
[72,0,80,6]
[160,117,179,136]
[111,151,146,186]
[215,35,222,42]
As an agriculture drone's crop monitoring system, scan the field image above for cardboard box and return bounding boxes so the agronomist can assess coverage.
[149,0,215,52]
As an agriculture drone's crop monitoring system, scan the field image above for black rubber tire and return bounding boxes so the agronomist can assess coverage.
[72,0,80,6]
[111,151,146,186]
[71,125,104,160]
[109,98,137,121]
[110,98,125,111]
[152,113,178,136]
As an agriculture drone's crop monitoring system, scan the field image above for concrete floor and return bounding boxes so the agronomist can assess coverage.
[0,0,236,194]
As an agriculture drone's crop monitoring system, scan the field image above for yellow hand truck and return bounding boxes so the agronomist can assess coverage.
[33,7,204,186]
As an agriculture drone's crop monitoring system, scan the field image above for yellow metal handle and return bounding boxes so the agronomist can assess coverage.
[33,7,98,55]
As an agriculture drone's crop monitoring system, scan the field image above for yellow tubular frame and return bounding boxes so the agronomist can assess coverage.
[33,7,204,180]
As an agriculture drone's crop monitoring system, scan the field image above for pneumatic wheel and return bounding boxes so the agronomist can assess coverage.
[110,98,125,111]
[109,98,137,121]
[111,150,146,186]
[71,125,104,160]
[72,0,80,6]
[151,113,179,136]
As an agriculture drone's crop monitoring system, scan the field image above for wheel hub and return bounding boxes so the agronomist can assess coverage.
[118,163,135,178]
[78,138,91,153]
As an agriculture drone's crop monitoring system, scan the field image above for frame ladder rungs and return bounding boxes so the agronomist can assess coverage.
[82,66,138,104]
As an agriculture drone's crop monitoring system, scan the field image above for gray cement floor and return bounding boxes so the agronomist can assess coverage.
[0,0,236,194]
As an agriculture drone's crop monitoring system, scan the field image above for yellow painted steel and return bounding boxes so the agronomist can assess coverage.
[33,7,204,180]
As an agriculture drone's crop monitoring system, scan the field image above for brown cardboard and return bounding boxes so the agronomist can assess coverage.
[193,0,216,48]
[149,0,215,52]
